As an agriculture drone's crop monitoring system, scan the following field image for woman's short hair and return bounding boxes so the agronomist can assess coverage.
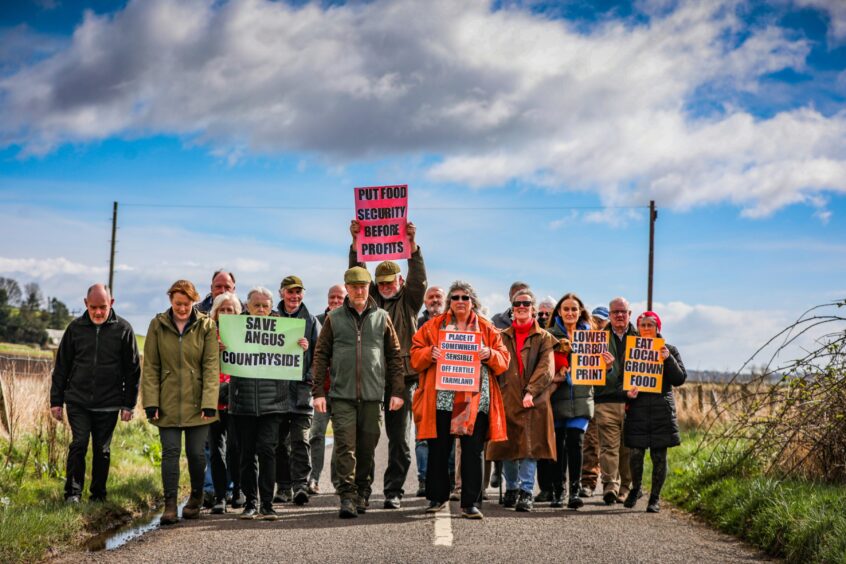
[167,280,199,302]
[446,280,482,313]
[209,292,242,320]
[247,286,274,303]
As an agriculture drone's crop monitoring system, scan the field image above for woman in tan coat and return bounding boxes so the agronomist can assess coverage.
[486,289,556,512]
[142,280,219,525]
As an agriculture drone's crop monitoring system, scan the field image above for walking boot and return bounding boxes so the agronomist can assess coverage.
[502,489,519,508]
[646,494,661,513]
[416,479,426,497]
[515,490,533,512]
[160,497,179,525]
[181,490,203,519]
[623,486,642,509]
[550,490,564,508]
[567,482,584,509]
[534,490,553,503]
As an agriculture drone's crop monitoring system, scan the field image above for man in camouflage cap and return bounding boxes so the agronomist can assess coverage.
[348,220,427,508]
[311,266,405,518]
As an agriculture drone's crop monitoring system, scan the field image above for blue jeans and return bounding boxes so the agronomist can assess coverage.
[415,440,428,482]
[503,459,537,493]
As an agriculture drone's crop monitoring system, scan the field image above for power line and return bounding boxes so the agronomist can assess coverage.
[121,203,647,210]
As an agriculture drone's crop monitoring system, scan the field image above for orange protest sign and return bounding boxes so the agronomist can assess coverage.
[623,335,665,394]
[435,330,481,392]
[570,330,608,386]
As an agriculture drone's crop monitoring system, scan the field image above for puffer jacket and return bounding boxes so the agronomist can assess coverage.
[623,341,687,449]
[142,309,219,427]
[274,301,321,414]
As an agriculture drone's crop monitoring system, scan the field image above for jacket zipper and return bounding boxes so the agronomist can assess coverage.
[178,333,183,427]
[92,325,100,402]
[355,314,363,401]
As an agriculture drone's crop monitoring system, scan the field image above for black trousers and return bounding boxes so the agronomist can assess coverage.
[537,426,584,495]
[426,410,489,508]
[383,386,413,497]
[275,413,312,491]
[64,404,119,500]
[235,414,281,507]
[209,411,240,499]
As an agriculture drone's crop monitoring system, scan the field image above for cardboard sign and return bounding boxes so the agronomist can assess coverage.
[570,330,609,386]
[622,335,665,394]
[218,315,306,380]
[435,330,482,392]
[354,184,410,262]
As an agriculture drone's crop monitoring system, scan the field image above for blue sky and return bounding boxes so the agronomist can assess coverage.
[1,0,845,371]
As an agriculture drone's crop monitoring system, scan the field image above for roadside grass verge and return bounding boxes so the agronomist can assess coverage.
[0,342,53,359]
[659,434,846,563]
[0,419,175,562]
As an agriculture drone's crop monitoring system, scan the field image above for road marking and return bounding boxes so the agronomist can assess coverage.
[433,505,453,546]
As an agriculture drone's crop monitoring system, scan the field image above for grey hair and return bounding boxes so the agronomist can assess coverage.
[512,288,536,305]
[247,286,274,303]
[209,292,242,320]
[539,295,556,310]
[609,296,630,310]
[447,280,482,313]
[508,280,530,300]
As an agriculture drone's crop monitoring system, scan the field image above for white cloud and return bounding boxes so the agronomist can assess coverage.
[0,257,133,278]
[0,0,843,216]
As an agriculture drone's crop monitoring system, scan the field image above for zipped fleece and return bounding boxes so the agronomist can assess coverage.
[50,309,140,410]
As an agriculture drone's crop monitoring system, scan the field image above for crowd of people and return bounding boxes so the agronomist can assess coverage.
[49,220,688,523]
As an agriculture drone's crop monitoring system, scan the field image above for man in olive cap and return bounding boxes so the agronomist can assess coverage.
[348,220,427,509]
[272,275,321,506]
[312,266,405,518]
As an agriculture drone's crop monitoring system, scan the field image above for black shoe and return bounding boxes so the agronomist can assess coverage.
[646,496,660,513]
[293,488,309,506]
[623,487,641,509]
[383,496,401,509]
[461,506,484,519]
[258,505,279,521]
[339,499,358,519]
[515,490,533,512]
[425,500,447,513]
[416,480,426,497]
[356,496,368,514]
[211,497,226,514]
[567,483,584,509]
[202,491,215,509]
[230,491,246,509]
[502,489,519,508]
[534,490,553,503]
[550,491,564,508]
[273,487,292,504]
[239,504,258,520]
[65,495,81,505]
[603,490,618,505]
[490,472,501,489]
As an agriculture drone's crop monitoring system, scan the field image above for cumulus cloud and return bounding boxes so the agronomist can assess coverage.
[1,0,844,216]
[0,256,133,278]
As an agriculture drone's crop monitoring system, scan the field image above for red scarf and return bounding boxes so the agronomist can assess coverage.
[512,319,533,376]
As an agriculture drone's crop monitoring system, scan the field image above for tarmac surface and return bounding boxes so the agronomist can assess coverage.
[65,429,776,564]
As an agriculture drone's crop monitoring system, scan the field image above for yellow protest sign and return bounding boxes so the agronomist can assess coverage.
[570,330,608,386]
[623,335,665,394]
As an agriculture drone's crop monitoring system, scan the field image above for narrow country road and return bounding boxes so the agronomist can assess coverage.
[65,432,775,564]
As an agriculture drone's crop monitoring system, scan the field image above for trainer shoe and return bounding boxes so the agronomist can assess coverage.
[239,504,258,520]
[461,506,484,519]
[383,496,401,509]
[425,500,447,513]
[307,480,320,495]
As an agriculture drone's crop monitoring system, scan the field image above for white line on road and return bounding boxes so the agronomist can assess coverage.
[433,505,453,547]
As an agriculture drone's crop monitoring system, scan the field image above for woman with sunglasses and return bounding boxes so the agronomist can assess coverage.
[486,289,556,512]
[536,292,595,509]
[411,280,510,519]
[623,311,687,513]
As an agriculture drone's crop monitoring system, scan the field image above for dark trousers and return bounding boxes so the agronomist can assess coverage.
[332,400,382,502]
[537,426,584,495]
[427,410,489,509]
[235,414,281,507]
[159,425,209,499]
[383,387,413,497]
[630,447,669,499]
[209,411,240,499]
[64,404,119,500]
[275,413,312,491]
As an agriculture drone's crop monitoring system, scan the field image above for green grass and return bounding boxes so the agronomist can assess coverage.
[0,342,53,359]
[0,420,179,563]
[136,334,145,351]
[660,434,846,563]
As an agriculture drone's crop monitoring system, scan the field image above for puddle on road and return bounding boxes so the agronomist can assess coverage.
[86,502,186,552]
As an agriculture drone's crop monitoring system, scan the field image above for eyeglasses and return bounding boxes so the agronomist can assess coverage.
[537,312,550,317]
[610,310,629,316]
[561,307,580,312]
[512,300,532,308]
[450,295,471,301]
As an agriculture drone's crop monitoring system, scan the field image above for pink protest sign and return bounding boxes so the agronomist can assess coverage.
[354,185,410,262]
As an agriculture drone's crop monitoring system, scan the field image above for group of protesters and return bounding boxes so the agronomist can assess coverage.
[49,219,687,524]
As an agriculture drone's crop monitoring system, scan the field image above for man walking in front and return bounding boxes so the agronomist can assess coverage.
[312,267,405,518]
[50,284,141,503]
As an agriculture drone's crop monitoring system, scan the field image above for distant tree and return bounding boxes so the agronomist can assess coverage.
[0,278,22,306]
[0,288,10,340]
[47,297,73,329]
[22,282,43,311]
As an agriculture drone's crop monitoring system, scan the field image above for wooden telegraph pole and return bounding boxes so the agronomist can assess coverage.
[647,200,657,311]
[109,201,118,296]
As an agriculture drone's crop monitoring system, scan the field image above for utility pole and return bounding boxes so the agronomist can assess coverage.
[109,201,118,296]
[647,200,657,311]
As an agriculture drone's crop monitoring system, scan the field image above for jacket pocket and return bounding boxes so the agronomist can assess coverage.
[295,382,312,409]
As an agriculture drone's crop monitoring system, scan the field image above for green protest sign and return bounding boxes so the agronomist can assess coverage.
[218,315,306,380]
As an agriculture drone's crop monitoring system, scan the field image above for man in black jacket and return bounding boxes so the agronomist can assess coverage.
[50,284,141,503]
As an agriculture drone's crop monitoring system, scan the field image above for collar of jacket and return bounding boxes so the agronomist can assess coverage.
[607,322,638,339]
[276,301,310,319]
[160,307,200,334]
[376,283,406,305]
[79,308,118,327]
[343,296,377,318]
[501,319,544,340]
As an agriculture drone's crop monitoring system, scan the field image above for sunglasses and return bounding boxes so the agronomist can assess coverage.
[450,295,471,301]
[512,300,533,308]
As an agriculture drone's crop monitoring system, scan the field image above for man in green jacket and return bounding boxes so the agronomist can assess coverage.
[348,220,426,508]
[312,266,405,518]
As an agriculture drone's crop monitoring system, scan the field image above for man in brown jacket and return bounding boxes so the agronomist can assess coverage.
[349,220,427,509]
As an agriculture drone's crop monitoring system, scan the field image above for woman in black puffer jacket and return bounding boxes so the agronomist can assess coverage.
[622,311,687,513]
